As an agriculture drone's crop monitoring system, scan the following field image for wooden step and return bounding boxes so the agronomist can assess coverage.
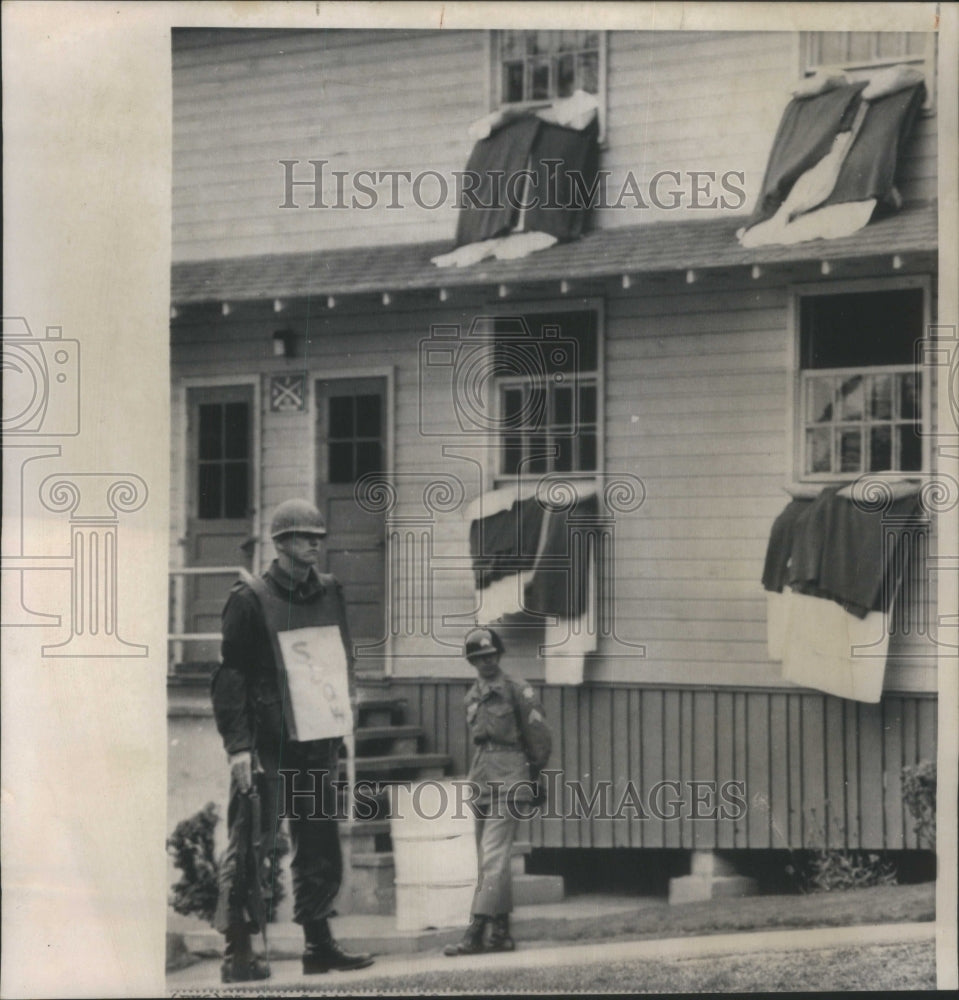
[354,724,423,743]
[339,752,450,777]
[355,697,407,727]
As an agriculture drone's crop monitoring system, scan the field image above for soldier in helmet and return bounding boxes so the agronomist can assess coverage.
[211,498,374,982]
[444,627,552,957]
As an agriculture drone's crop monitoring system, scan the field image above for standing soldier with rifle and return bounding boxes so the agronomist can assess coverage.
[211,498,374,983]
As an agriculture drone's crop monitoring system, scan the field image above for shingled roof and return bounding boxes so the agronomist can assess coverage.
[171,200,937,305]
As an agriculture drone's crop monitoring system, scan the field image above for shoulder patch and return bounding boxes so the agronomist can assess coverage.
[528,708,545,725]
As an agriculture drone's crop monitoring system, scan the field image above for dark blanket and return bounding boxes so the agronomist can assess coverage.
[824,83,925,208]
[469,494,546,590]
[745,82,866,228]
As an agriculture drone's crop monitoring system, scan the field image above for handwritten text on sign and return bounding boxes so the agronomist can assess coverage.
[276,625,353,740]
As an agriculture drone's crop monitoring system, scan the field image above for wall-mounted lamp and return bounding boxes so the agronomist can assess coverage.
[272,328,297,358]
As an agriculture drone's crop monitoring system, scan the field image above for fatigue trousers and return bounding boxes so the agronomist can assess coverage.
[221,738,343,928]
[470,799,520,916]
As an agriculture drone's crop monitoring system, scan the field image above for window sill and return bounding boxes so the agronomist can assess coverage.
[784,476,923,500]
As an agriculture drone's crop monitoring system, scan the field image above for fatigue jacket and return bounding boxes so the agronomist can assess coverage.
[465,671,551,803]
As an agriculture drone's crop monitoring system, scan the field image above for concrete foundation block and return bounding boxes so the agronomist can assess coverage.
[668,873,758,905]
[689,850,739,878]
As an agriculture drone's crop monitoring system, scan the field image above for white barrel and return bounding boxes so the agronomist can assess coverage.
[390,780,477,931]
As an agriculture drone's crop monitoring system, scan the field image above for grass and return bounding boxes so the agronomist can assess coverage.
[304,941,936,994]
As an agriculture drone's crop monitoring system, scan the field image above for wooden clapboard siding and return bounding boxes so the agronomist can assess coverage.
[390,678,937,850]
[172,29,937,262]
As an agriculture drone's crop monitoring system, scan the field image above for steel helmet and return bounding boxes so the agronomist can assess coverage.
[269,499,328,540]
[463,626,505,661]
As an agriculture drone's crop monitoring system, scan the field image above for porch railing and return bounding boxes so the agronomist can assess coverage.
[168,565,241,674]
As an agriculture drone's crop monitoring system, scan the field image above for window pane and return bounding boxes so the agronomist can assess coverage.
[876,32,906,58]
[528,435,550,473]
[899,424,922,471]
[501,31,523,58]
[503,387,525,427]
[557,53,575,97]
[553,385,574,425]
[355,441,383,479]
[198,404,222,460]
[223,402,249,459]
[580,384,597,424]
[905,32,927,55]
[223,463,248,517]
[838,428,862,472]
[583,31,600,50]
[838,375,864,421]
[503,61,524,102]
[530,58,551,100]
[555,436,573,472]
[818,32,847,64]
[577,51,599,94]
[503,437,523,475]
[328,442,353,484]
[807,377,835,423]
[355,394,381,438]
[329,396,353,438]
[869,425,892,471]
[806,428,831,474]
[198,464,222,519]
[525,386,547,429]
[869,374,892,419]
[579,431,597,471]
[899,372,921,421]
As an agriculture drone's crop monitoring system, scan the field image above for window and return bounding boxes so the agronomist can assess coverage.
[797,287,925,479]
[496,310,599,477]
[327,392,384,484]
[196,400,251,518]
[497,30,601,105]
[801,31,935,106]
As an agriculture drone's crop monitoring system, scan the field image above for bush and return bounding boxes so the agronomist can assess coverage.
[901,760,936,849]
[786,806,898,892]
[166,802,289,924]
[167,802,220,923]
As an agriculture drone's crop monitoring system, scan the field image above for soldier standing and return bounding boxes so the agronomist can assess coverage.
[211,498,374,982]
[444,626,552,956]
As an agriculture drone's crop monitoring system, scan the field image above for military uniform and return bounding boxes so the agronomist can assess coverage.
[465,671,551,919]
[212,559,353,928]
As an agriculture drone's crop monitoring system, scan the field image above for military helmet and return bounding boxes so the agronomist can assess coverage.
[463,626,504,661]
[269,499,328,540]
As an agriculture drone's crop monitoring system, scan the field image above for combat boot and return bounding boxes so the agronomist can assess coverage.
[302,918,374,974]
[487,913,515,952]
[443,914,488,956]
[220,925,271,984]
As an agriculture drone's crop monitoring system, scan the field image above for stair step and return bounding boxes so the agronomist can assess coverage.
[354,724,423,743]
[340,752,450,775]
[355,696,407,711]
[346,819,391,839]
[351,852,396,869]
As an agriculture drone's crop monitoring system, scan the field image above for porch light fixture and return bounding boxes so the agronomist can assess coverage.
[272,328,297,358]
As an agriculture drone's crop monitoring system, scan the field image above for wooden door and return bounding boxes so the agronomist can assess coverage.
[316,377,387,672]
[183,385,255,666]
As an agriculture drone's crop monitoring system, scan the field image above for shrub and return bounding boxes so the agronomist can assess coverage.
[166,802,289,924]
[786,806,898,892]
[901,760,936,849]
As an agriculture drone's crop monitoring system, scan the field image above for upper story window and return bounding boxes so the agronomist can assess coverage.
[492,30,607,136]
[496,309,599,478]
[797,286,926,480]
[801,31,936,107]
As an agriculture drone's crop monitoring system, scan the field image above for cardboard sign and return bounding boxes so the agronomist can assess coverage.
[275,625,353,740]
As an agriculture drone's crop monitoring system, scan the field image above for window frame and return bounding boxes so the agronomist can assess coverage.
[489,29,608,143]
[486,296,605,490]
[798,30,937,111]
[789,275,932,487]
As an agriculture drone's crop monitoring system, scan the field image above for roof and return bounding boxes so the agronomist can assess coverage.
[171,200,937,305]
